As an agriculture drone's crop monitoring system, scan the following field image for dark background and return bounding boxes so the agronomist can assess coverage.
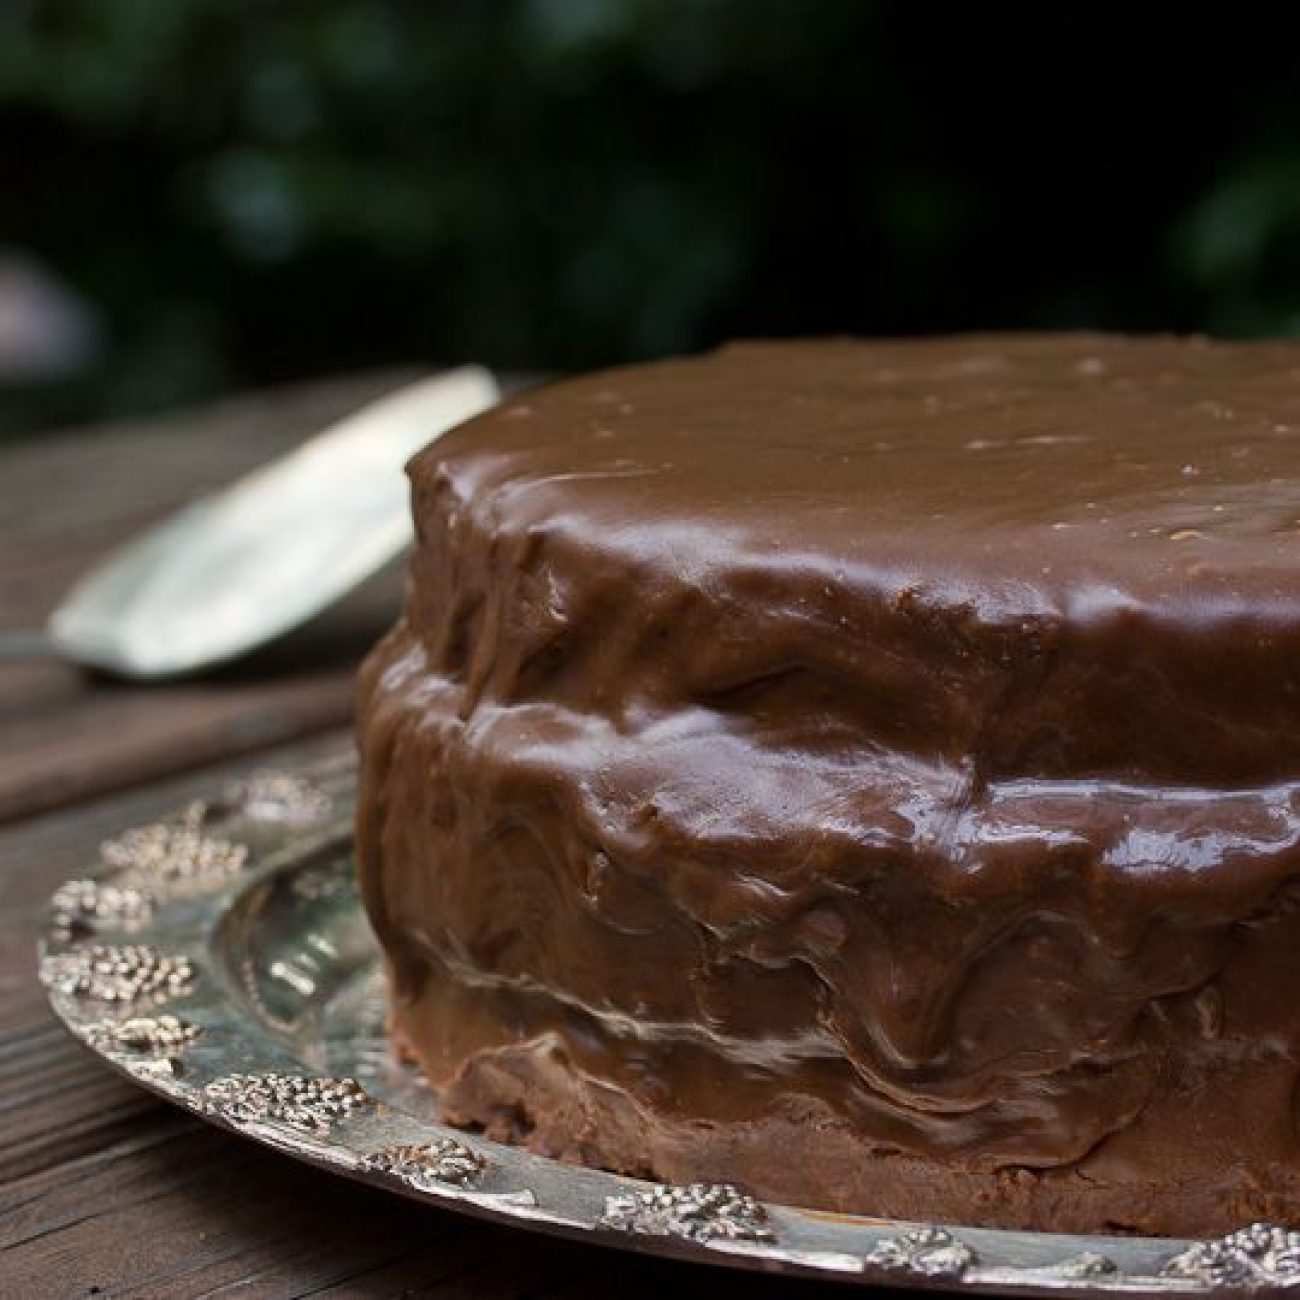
[4,1,1300,437]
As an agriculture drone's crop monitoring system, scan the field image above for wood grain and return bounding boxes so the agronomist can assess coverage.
[0,371,414,823]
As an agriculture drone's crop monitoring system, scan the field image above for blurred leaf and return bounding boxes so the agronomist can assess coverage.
[1,0,1299,436]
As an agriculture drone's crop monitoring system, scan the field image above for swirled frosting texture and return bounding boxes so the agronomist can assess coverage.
[358,335,1300,1233]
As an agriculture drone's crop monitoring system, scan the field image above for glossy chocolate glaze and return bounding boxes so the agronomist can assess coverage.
[357,335,1300,1233]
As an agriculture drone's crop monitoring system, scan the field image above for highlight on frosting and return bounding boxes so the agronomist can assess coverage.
[358,335,1300,1236]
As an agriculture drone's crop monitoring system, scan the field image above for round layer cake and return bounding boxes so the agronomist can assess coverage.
[357,334,1300,1235]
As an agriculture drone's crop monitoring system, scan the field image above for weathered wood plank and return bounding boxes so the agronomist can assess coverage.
[0,372,416,822]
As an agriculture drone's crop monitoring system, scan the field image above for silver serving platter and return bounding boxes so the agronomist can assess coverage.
[40,757,1300,1296]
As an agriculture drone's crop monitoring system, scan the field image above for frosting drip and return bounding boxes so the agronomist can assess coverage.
[358,335,1300,1233]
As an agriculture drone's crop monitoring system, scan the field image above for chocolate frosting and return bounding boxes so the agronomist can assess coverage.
[358,334,1300,1234]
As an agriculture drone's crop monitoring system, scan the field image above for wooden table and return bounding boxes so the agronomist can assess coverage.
[0,379,862,1298]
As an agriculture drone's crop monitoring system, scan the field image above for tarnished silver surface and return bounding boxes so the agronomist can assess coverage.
[41,756,1300,1294]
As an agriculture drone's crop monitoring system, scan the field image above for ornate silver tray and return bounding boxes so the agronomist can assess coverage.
[40,757,1300,1295]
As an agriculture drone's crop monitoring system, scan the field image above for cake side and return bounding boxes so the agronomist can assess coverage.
[358,334,1300,1235]
[401,333,1300,786]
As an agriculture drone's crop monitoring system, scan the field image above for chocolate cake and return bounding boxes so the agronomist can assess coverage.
[357,334,1300,1236]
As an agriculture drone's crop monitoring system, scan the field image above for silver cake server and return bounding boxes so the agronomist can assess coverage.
[2,367,499,678]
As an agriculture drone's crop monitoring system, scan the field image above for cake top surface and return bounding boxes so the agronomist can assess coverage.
[415,333,1300,621]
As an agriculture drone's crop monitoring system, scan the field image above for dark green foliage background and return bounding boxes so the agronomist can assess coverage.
[4,1,1300,433]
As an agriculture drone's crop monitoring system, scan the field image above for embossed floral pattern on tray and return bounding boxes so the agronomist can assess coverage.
[41,763,1300,1295]
[201,1073,373,1135]
[1161,1222,1300,1287]
[363,1138,486,1189]
[225,771,334,824]
[600,1182,774,1244]
[82,1013,202,1056]
[41,943,196,1004]
[101,813,247,888]
[50,877,155,931]
[866,1226,977,1279]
